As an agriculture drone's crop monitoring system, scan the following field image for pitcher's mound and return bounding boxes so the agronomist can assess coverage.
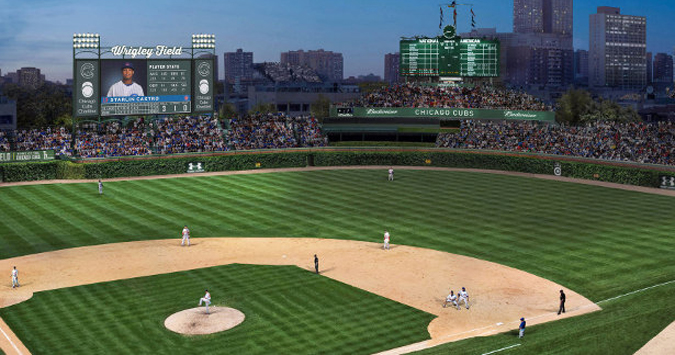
[164,307,245,335]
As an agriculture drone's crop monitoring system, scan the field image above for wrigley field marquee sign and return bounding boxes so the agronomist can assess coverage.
[330,107,555,122]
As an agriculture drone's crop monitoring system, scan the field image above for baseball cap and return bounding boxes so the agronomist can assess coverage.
[122,62,135,70]
[520,317,524,321]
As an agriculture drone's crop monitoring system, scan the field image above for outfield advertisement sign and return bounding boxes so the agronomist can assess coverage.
[0,150,55,162]
[330,107,555,122]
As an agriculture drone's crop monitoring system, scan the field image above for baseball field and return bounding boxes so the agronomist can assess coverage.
[0,167,673,354]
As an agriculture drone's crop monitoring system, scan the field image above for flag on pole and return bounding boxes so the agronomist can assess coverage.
[453,8,457,27]
[440,7,444,29]
[449,0,457,7]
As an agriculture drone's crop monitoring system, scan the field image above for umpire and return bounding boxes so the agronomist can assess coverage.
[558,289,566,315]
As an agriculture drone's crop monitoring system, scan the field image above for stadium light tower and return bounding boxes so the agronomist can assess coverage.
[73,33,100,53]
[191,34,216,57]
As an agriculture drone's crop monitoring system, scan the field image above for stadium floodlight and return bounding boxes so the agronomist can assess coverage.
[191,33,215,51]
[73,33,100,49]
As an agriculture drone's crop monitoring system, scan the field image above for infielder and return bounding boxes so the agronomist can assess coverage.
[11,266,19,288]
[383,230,390,250]
[388,167,394,181]
[519,317,526,338]
[443,290,459,309]
[458,287,470,309]
[199,289,211,313]
[98,179,103,195]
[181,225,190,246]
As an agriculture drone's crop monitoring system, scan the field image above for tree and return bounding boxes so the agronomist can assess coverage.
[555,88,593,126]
[219,102,238,120]
[248,102,277,115]
[310,94,330,122]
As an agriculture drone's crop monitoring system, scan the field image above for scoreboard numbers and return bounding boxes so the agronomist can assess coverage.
[400,38,500,77]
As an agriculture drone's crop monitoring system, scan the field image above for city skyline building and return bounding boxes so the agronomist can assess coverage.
[653,52,673,83]
[384,53,400,83]
[280,49,343,83]
[589,6,647,89]
[224,49,254,84]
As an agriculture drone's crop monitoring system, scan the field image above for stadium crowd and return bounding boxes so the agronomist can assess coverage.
[76,119,151,158]
[150,116,228,154]
[436,120,675,165]
[338,83,552,111]
[227,113,327,150]
[13,127,73,156]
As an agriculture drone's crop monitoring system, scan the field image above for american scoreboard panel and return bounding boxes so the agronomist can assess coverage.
[74,58,214,118]
[400,38,499,77]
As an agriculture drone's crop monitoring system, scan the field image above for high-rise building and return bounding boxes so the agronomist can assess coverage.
[508,0,573,87]
[589,7,646,89]
[646,52,653,85]
[574,49,589,84]
[384,53,400,83]
[514,0,572,36]
[17,67,43,89]
[653,53,673,83]
[280,49,343,82]
[223,49,253,84]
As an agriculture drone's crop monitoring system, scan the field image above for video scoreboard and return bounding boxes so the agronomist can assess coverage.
[100,60,192,116]
[400,38,499,77]
[73,41,215,118]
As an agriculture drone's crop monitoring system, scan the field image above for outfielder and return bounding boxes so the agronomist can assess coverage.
[98,179,103,195]
[388,167,394,181]
[383,230,390,250]
[459,287,470,309]
[519,317,526,338]
[199,289,211,313]
[11,266,19,288]
[181,225,190,246]
[443,290,459,309]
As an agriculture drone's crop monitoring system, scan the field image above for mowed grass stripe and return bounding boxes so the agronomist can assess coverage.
[0,264,434,355]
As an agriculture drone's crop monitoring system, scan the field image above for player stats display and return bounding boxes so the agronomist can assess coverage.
[400,38,499,77]
[100,60,191,116]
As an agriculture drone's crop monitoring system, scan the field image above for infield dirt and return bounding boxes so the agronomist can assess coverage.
[0,237,600,354]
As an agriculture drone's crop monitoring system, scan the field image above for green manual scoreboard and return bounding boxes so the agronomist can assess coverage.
[400,37,499,77]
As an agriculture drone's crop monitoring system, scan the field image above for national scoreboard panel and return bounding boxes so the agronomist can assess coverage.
[101,60,191,116]
[400,38,499,77]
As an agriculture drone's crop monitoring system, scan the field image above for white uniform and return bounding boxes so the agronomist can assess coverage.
[199,291,212,313]
[444,292,458,309]
[388,168,394,181]
[383,231,390,250]
[181,227,190,246]
[11,268,19,288]
[107,81,144,97]
[98,181,103,195]
[459,288,470,309]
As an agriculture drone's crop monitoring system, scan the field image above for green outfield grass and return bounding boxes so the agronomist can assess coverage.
[0,264,434,355]
[0,169,674,354]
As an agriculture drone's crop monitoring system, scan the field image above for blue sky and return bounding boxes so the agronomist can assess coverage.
[1,0,674,82]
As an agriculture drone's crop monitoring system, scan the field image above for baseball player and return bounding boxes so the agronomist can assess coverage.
[181,225,190,246]
[519,317,526,338]
[388,167,394,181]
[199,289,211,313]
[443,290,459,309]
[558,289,566,315]
[11,266,19,288]
[107,62,144,97]
[98,179,103,195]
[383,230,390,250]
[458,287,470,309]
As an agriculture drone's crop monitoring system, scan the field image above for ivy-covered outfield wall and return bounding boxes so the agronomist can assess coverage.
[1,149,673,188]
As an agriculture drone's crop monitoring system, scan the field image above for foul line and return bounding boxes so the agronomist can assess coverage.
[481,344,521,355]
[0,324,22,355]
[597,279,675,304]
